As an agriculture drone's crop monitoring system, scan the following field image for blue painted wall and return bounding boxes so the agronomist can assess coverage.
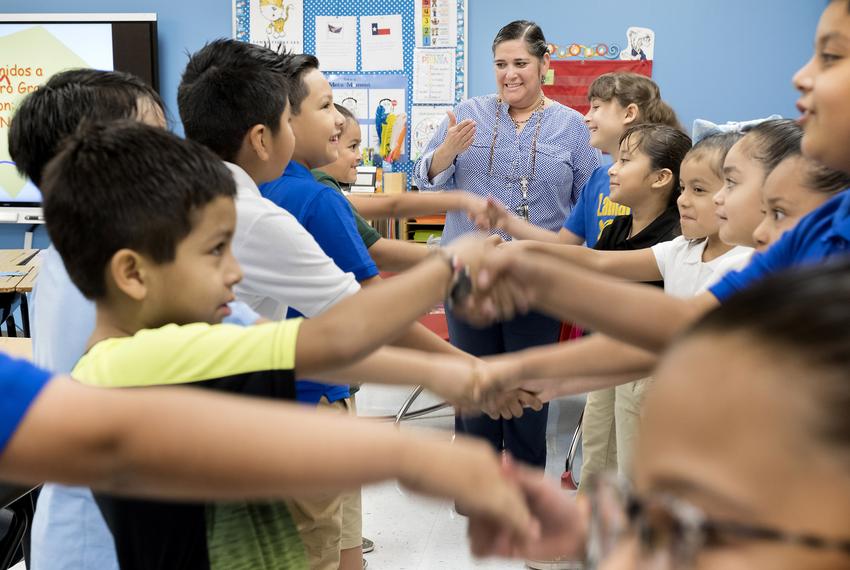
[0,0,825,248]
[467,0,823,129]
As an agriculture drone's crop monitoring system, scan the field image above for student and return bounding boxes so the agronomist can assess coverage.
[753,154,850,251]
[509,133,751,482]
[0,355,535,560]
[569,123,689,487]
[179,43,531,570]
[470,260,850,569]
[7,69,246,570]
[313,103,490,272]
[177,40,360,324]
[482,72,680,247]
[471,118,845,356]
[483,121,809,399]
[40,121,532,570]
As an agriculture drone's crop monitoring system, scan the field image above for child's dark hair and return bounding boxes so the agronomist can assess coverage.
[685,132,743,179]
[588,72,682,130]
[491,20,548,59]
[41,121,237,300]
[9,68,163,187]
[283,53,320,115]
[334,103,356,126]
[740,119,803,176]
[686,259,850,464]
[620,123,693,206]
[179,39,290,162]
[804,160,850,195]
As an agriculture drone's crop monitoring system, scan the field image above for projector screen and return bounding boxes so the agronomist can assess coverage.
[0,14,158,218]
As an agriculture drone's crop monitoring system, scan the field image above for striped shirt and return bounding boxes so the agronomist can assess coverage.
[414,94,600,243]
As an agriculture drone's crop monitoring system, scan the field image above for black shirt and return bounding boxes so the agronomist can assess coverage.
[595,205,681,287]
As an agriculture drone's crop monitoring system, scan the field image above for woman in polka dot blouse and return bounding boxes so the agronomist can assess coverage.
[414,20,600,470]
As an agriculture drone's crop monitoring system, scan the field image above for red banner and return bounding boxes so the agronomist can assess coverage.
[543,59,653,115]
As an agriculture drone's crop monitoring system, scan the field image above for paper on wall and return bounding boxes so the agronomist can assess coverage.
[359,14,404,71]
[237,0,304,54]
[411,105,452,161]
[413,47,455,104]
[414,0,457,47]
[368,87,406,149]
[315,16,357,71]
[333,85,370,145]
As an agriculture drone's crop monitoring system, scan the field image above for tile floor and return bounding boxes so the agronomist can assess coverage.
[356,384,586,569]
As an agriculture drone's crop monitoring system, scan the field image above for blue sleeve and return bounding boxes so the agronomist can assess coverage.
[568,118,602,206]
[223,301,262,326]
[709,230,792,301]
[0,353,52,454]
[563,179,591,239]
[303,189,379,282]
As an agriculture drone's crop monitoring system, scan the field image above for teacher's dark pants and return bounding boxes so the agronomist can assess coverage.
[447,310,561,468]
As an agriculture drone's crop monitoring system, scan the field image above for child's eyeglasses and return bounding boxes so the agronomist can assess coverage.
[584,473,850,569]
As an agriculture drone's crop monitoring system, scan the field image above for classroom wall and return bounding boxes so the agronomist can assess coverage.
[0,0,825,248]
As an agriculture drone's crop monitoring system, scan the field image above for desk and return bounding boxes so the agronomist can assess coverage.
[0,337,33,360]
[0,249,42,337]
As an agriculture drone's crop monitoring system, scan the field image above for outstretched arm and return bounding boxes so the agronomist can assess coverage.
[507,240,663,282]
[349,191,487,222]
[295,235,505,373]
[477,250,718,353]
[0,376,536,541]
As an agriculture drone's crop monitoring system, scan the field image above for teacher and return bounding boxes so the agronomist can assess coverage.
[414,20,600,468]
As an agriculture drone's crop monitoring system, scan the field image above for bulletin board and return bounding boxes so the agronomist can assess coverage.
[543,60,653,116]
[233,0,469,180]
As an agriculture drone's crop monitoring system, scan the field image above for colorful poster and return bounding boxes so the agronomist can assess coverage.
[413,47,455,104]
[0,23,114,202]
[233,0,304,54]
[414,0,457,48]
[411,105,452,161]
[327,73,407,154]
[315,16,357,71]
[620,27,655,61]
[359,14,404,71]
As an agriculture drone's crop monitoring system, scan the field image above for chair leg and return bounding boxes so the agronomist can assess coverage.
[19,295,30,339]
[5,315,16,338]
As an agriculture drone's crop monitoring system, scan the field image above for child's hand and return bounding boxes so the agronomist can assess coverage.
[468,457,587,560]
[445,235,534,325]
[483,196,513,232]
[399,436,538,548]
[427,358,514,411]
[463,193,493,231]
[478,389,544,420]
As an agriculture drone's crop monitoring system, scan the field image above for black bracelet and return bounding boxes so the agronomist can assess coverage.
[433,250,473,310]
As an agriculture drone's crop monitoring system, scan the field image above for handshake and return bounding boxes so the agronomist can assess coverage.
[424,352,547,420]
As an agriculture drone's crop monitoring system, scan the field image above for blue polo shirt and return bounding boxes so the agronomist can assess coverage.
[710,189,850,301]
[563,165,629,248]
[0,353,52,454]
[260,161,379,404]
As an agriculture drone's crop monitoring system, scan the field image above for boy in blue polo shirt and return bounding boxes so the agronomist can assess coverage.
[259,53,481,570]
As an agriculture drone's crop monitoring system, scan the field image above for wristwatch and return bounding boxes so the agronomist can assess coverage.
[434,250,473,310]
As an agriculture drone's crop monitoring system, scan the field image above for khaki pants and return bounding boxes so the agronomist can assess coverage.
[578,378,652,491]
[286,396,363,570]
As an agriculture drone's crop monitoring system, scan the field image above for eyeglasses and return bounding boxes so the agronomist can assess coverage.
[585,474,850,569]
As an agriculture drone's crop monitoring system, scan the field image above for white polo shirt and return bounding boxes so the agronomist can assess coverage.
[651,236,754,298]
[227,163,360,320]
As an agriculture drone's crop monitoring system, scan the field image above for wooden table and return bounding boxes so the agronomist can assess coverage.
[0,249,42,337]
[0,337,33,360]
